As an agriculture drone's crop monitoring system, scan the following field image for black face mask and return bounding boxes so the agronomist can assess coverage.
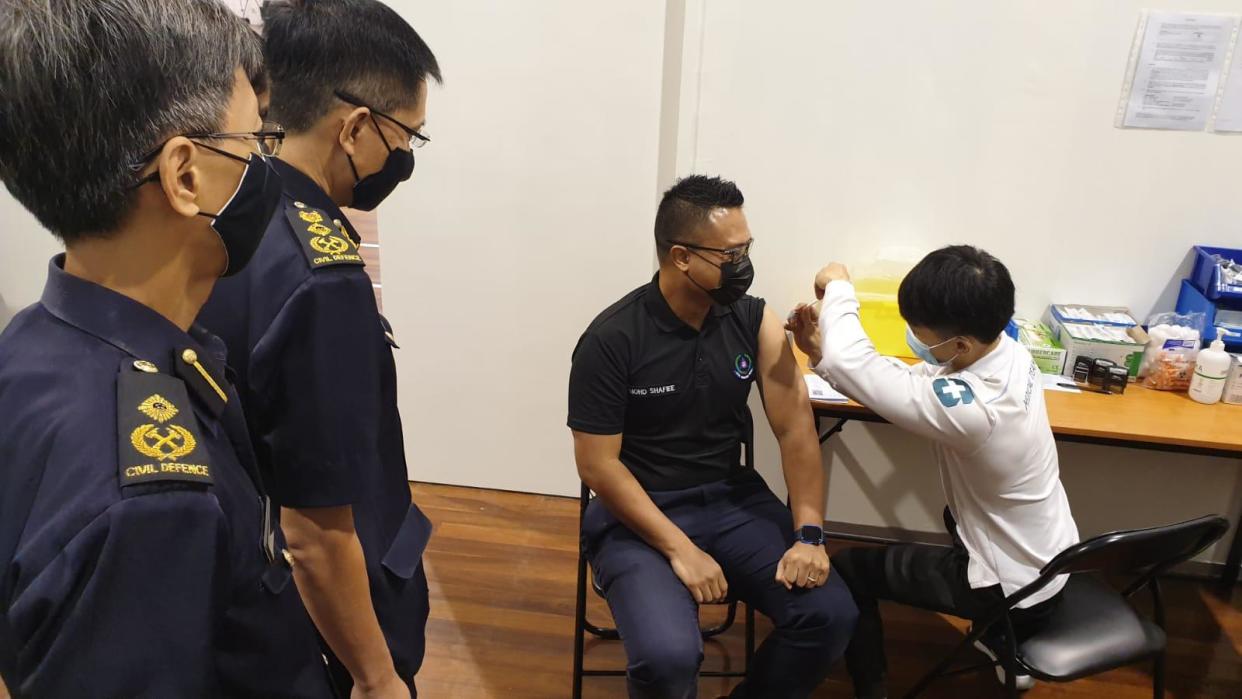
[347,116,414,211]
[195,145,284,277]
[685,252,755,306]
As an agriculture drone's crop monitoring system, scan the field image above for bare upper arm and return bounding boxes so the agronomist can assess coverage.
[756,307,814,438]
[572,430,623,478]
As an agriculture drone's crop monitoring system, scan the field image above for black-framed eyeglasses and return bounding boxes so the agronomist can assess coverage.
[129,121,286,172]
[126,122,285,189]
[187,122,285,157]
[335,90,430,149]
[670,238,754,265]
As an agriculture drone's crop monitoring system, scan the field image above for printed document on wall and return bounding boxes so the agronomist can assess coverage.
[224,0,262,27]
[1120,11,1239,131]
[1214,29,1242,131]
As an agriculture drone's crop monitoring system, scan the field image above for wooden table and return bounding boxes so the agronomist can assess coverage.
[792,348,1242,586]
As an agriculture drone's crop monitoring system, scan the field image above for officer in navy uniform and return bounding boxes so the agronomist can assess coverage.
[569,176,858,699]
[196,3,441,695]
[0,1,331,697]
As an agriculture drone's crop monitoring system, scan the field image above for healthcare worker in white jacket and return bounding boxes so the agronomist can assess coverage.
[787,245,1079,699]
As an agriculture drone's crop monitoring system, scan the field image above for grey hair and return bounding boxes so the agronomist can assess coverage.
[0,0,263,242]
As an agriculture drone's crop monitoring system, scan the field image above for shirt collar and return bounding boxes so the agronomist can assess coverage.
[270,157,360,244]
[963,334,1014,380]
[643,274,733,334]
[40,254,231,415]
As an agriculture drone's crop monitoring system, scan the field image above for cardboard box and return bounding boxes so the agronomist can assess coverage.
[1014,319,1067,375]
[1054,322,1150,378]
[1049,304,1138,328]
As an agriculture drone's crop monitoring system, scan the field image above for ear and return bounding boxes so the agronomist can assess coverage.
[954,336,973,355]
[670,245,693,273]
[155,137,202,218]
[337,106,372,157]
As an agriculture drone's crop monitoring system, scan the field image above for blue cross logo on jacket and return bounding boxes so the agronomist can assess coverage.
[933,378,975,408]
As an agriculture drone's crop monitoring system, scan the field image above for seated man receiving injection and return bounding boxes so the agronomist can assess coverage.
[786,246,1079,699]
[569,176,858,699]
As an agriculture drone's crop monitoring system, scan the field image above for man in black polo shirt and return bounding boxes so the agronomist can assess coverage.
[569,176,858,699]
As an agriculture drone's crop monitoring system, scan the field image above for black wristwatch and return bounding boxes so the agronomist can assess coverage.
[796,525,825,546]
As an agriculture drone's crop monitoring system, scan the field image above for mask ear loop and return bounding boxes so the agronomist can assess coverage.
[135,141,253,219]
[680,247,727,295]
[932,336,965,365]
[347,112,396,183]
[370,113,395,152]
[129,140,251,189]
[909,326,966,365]
[685,247,724,270]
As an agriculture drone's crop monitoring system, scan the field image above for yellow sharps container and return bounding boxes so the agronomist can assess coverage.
[854,274,915,359]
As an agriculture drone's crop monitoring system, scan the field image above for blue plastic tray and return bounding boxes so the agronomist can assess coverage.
[1176,279,1242,349]
[1189,245,1242,302]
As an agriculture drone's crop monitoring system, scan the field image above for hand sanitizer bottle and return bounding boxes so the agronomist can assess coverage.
[1189,338,1231,405]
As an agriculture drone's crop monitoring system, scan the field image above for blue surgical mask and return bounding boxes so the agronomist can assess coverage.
[906,326,960,366]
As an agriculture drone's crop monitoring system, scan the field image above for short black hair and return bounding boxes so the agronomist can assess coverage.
[262,0,442,133]
[654,175,744,261]
[246,27,269,99]
[0,0,263,243]
[898,245,1015,342]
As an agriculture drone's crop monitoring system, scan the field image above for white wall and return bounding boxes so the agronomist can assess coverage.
[680,0,1242,562]
[2,1,1240,563]
[0,2,667,501]
[379,1,667,496]
[0,194,59,329]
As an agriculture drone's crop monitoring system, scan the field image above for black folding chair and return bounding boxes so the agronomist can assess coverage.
[571,412,759,699]
[905,514,1230,699]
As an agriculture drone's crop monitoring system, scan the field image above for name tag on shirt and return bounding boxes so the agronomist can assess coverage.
[629,383,680,397]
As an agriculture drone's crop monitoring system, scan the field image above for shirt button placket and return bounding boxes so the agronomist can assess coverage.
[694,339,709,387]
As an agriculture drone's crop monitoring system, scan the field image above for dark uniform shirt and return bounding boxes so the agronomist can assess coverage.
[197,157,431,686]
[0,257,331,698]
[568,275,766,491]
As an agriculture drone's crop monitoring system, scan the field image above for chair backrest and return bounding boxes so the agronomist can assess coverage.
[989,514,1229,618]
[1041,515,1229,580]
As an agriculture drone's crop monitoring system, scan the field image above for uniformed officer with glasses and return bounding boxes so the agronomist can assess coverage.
[197,2,442,696]
[0,1,333,696]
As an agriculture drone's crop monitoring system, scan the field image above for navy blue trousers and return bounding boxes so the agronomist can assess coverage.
[582,471,858,699]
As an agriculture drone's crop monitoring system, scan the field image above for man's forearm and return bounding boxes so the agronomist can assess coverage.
[582,459,693,558]
[282,506,398,690]
[779,431,827,529]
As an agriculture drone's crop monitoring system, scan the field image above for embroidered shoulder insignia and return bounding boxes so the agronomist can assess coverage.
[117,365,214,488]
[285,203,365,270]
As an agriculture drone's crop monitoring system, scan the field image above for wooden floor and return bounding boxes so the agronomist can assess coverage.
[413,482,1242,699]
